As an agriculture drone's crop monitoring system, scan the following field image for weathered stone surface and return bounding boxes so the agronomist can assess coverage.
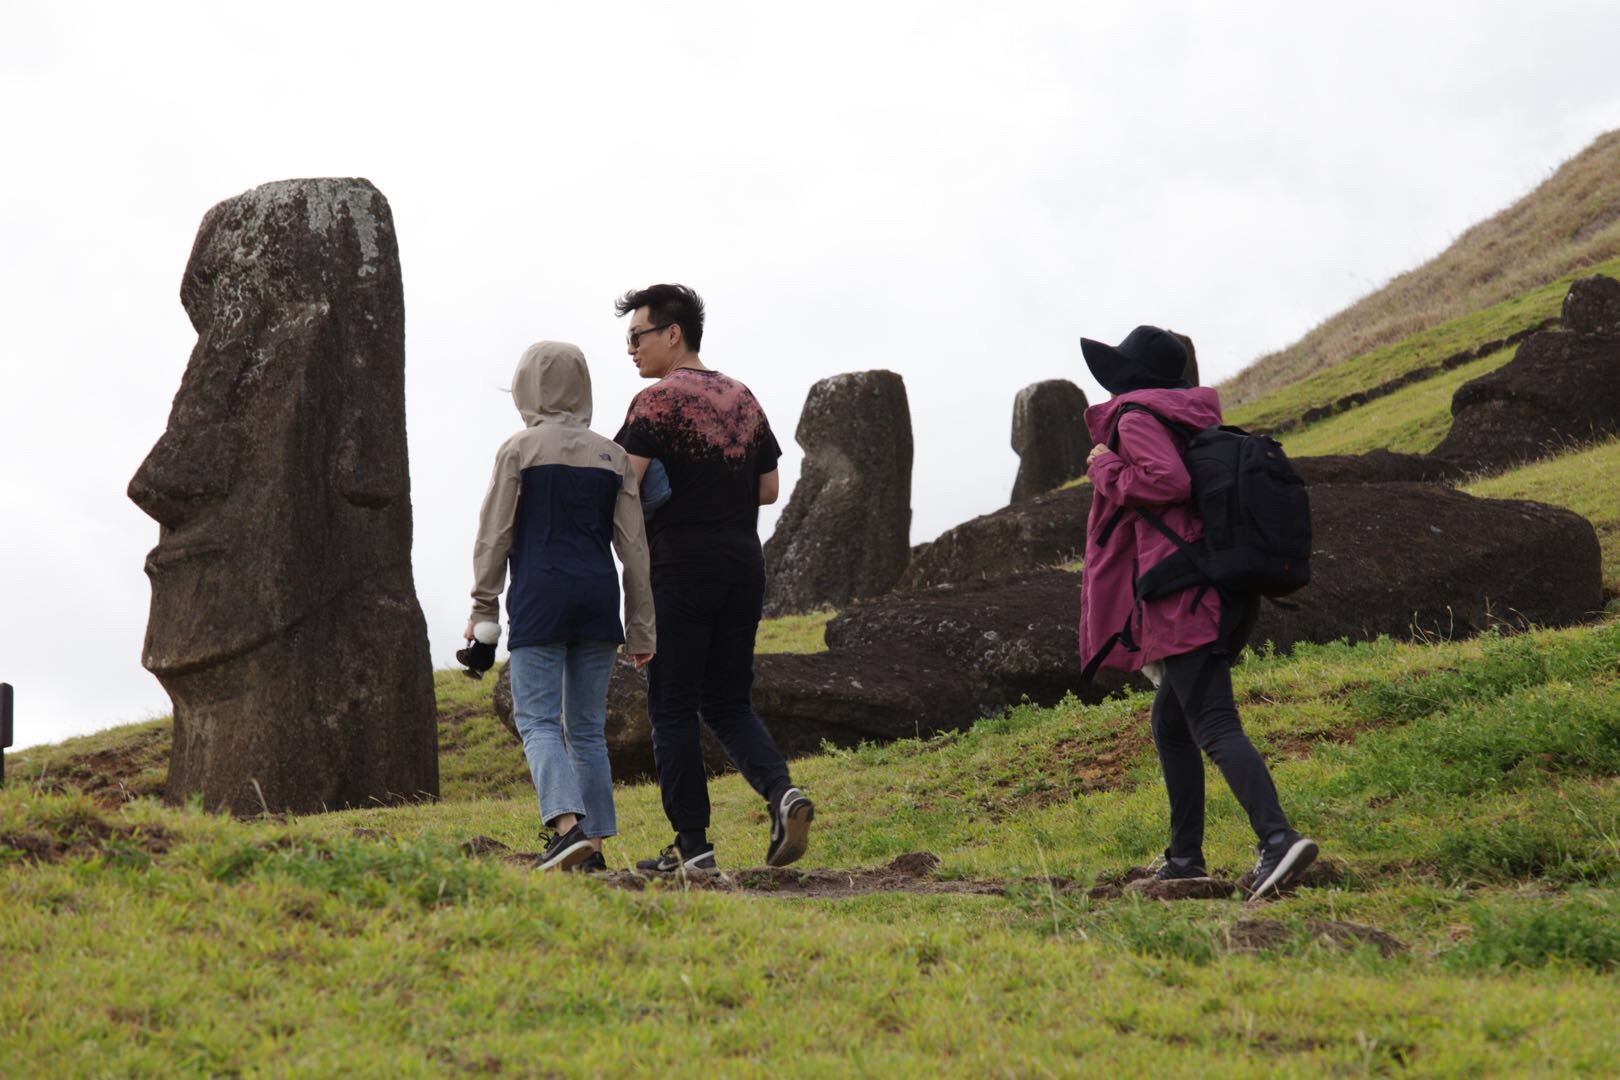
[1010,379,1092,503]
[128,178,437,816]
[764,371,913,615]
[827,570,1141,708]
[1252,483,1602,648]
[1432,282,1620,471]
[1562,274,1620,335]
[904,483,1093,591]
[879,484,1599,725]
[1289,450,1468,486]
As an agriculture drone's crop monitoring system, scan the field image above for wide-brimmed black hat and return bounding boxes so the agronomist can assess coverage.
[1080,325,1189,395]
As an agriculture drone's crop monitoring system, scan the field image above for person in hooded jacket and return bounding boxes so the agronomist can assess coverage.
[1078,325,1317,900]
[466,341,656,873]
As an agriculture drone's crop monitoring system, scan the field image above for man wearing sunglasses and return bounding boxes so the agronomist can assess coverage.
[614,283,815,873]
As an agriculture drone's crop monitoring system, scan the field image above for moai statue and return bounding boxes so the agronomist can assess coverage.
[1168,330,1200,386]
[1010,379,1091,503]
[128,178,437,815]
[763,371,913,614]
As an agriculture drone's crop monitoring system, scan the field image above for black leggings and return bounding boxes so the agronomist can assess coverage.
[1151,644,1289,861]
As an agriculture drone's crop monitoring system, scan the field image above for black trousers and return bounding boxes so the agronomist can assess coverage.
[646,580,792,832]
[1151,644,1290,861]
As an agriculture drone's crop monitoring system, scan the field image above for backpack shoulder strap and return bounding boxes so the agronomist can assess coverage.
[1106,402,1195,452]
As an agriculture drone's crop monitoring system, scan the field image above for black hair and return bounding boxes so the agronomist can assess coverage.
[614,283,705,352]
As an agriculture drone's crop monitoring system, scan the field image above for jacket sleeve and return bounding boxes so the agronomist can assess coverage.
[1088,411,1192,508]
[612,463,657,655]
[469,443,520,626]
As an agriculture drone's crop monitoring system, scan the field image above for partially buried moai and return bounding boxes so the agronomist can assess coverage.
[763,370,913,614]
[128,178,437,815]
[1010,379,1092,503]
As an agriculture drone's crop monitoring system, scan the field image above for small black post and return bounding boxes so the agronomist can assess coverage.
[0,682,13,785]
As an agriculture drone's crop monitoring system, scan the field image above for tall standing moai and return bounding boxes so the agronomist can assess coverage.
[763,371,913,615]
[128,178,438,815]
[1010,379,1092,503]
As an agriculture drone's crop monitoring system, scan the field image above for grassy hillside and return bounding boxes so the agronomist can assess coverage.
[1226,252,1620,435]
[5,621,1620,1072]
[1223,129,1620,409]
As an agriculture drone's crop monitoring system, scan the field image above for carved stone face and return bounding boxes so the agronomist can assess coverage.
[129,308,326,675]
[129,180,405,678]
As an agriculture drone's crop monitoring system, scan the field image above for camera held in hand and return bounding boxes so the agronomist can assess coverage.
[458,621,500,679]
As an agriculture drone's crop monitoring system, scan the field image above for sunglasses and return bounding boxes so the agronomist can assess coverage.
[627,323,671,348]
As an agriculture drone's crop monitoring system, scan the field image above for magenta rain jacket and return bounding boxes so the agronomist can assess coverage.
[1079,386,1225,673]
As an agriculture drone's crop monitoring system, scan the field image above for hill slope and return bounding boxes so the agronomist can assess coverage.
[1223,128,1620,408]
[4,622,1620,1072]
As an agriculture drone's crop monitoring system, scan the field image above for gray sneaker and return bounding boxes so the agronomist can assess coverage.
[766,787,814,867]
[1248,832,1318,899]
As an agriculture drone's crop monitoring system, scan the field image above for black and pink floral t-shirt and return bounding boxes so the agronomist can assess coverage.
[615,368,782,586]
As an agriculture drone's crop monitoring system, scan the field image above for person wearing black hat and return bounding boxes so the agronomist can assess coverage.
[1077,325,1317,901]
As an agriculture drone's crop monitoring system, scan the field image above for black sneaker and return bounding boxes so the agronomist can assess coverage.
[538,824,595,872]
[565,850,608,875]
[635,840,717,873]
[766,787,814,868]
[1150,854,1209,881]
[1248,831,1319,899]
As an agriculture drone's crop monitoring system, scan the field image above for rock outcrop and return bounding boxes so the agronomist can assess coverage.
[1010,379,1092,503]
[128,178,437,815]
[1561,273,1620,336]
[1431,275,1620,472]
[904,483,1093,591]
[1289,450,1468,487]
[763,371,913,614]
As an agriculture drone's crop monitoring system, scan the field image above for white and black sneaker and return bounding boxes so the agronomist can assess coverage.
[635,840,717,873]
[1248,831,1319,900]
[539,824,595,872]
[766,787,814,868]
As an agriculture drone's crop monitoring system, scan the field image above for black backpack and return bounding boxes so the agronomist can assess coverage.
[1080,403,1311,682]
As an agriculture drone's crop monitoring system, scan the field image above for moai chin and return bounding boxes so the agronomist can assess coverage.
[128,178,437,815]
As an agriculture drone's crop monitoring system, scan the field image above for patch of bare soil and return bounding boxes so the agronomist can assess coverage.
[0,819,171,865]
[28,725,170,808]
[1226,918,1406,958]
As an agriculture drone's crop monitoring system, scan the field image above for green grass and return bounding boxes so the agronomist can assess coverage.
[6,621,1620,1072]
[755,609,835,654]
[1227,254,1620,435]
[1465,436,1620,595]
[1273,345,1518,458]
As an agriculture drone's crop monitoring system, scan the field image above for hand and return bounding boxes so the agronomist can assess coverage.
[463,620,476,643]
[1087,443,1111,466]
[629,652,654,670]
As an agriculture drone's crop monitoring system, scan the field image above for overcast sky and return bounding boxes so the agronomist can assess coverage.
[4,1,1619,750]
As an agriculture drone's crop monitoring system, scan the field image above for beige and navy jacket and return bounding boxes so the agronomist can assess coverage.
[469,341,655,654]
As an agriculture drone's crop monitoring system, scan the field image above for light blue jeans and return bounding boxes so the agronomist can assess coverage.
[507,641,619,837]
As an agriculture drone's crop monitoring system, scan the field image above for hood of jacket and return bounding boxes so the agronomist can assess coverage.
[513,341,592,427]
[1084,385,1223,445]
